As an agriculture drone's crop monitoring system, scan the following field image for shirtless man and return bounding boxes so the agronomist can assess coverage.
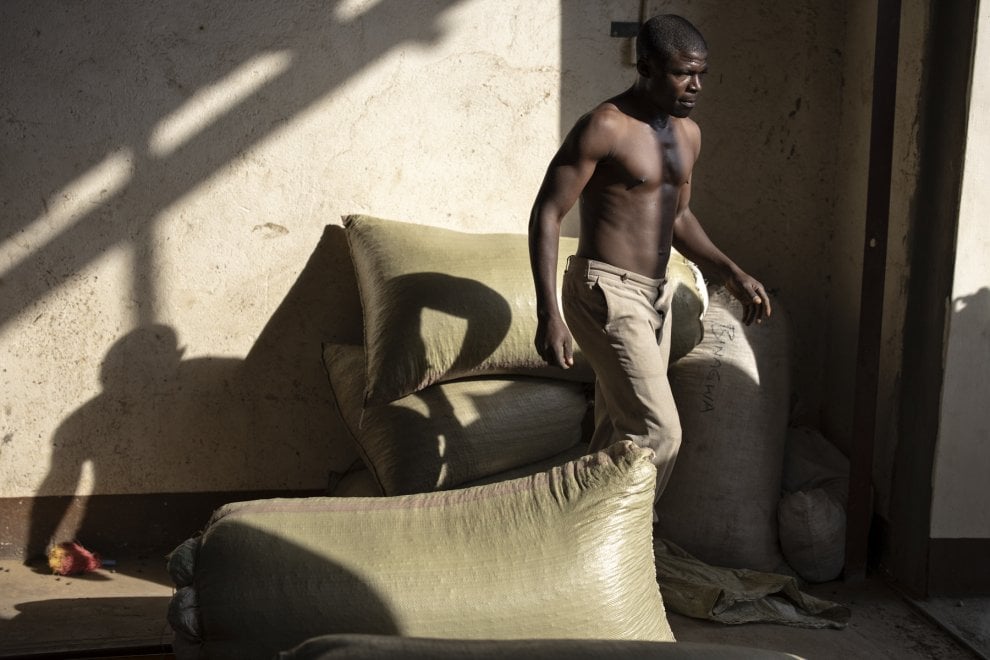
[529,14,771,503]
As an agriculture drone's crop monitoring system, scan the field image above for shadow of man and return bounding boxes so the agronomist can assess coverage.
[26,324,246,574]
[950,287,990,351]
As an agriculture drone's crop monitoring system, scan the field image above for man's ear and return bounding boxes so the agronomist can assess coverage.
[636,52,665,79]
[636,57,651,78]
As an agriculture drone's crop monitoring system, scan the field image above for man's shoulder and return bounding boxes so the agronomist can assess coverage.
[674,116,701,134]
[673,116,702,151]
[577,101,636,138]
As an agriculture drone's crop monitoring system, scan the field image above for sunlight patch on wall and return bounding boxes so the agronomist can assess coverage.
[148,50,295,158]
[0,148,134,277]
[333,0,386,22]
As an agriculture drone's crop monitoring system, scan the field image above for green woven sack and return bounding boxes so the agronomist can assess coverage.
[280,635,803,659]
[344,215,704,405]
[168,441,673,660]
[324,343,590,495]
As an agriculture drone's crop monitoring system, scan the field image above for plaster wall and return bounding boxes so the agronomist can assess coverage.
[0,0,916,536]
[0,0,563,499]
[930,2,990,540]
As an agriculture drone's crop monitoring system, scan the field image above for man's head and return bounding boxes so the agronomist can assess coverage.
[636,14,708,67]
[635,15,708,118]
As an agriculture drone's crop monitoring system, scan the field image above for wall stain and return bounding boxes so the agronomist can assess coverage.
[788,97,802,117]
[252,222,289,238]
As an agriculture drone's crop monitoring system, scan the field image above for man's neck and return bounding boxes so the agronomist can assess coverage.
[627,84,671,130]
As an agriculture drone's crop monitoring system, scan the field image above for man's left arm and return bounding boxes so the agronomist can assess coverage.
[672,204,771,325]
[671,126,771,324]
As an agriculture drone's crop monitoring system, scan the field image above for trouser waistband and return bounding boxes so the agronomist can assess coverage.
[565,255,666,289]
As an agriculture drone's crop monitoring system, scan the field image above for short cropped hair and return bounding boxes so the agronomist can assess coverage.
[636,14,708,65]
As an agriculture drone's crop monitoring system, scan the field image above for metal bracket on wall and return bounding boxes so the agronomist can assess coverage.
[610,22,640,66]
[610,21,640,38]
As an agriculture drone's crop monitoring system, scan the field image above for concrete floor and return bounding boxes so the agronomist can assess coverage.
[912,596,990,659]
[0,557,984,659]
[0,557,174,659]
[669,580,985,659]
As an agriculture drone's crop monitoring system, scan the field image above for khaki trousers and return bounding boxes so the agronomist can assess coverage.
[562,256,682,506]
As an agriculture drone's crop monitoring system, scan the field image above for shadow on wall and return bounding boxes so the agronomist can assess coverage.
[241,224,363,462]
[2,0,465,558]
[28,325,235,556]
[26,325,244,562]
[23,225,362,563]
[950,287,990,361]
[940,286,990,442]
[1,0,464,330]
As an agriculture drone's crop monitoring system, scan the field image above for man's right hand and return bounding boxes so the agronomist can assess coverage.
[535,315,575,369]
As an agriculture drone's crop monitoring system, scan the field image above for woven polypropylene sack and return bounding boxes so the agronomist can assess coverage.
[171,441,672,660]
[328,445,592,499]
[324,343,590,495]
[279,634,804,660]
[778,488,845,583]
[778,426,849,582]
[343,215,705,404]
[654,287,791,572]
[666,251,707,364]
[344,214,593,404]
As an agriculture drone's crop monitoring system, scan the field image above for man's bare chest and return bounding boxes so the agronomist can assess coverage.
[601,134,694,191]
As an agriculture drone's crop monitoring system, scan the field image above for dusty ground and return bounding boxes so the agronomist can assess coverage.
[669,578,981,659]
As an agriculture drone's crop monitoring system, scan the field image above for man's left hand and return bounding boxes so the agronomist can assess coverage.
[725,274,772,325]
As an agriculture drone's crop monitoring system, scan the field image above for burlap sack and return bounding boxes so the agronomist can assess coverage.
[654,287,791,572]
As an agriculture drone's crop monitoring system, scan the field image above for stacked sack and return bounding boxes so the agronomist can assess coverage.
[327,214,708,496]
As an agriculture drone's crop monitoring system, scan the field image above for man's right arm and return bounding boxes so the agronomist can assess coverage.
[528,110,616,368]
